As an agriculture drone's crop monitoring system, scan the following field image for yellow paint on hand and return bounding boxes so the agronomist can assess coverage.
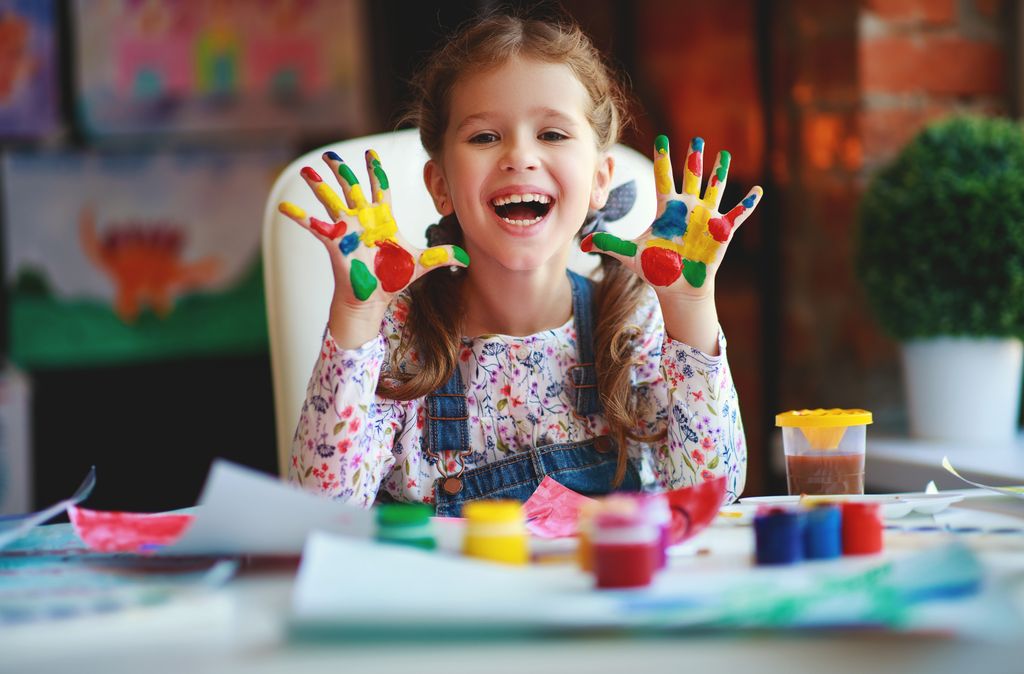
[419,247,450,267]
[654,154,673,195]
[646,237,687,256]
[702,184,720,209]
[357,202,399,247]
[313,183,345,221]
[683,168,700,197]
[680,205,719,264]
[349,184,368,209]
[368,149,381,161]
[278,202,306,220]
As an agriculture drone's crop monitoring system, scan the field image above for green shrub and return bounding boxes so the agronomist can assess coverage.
[856,116,1024,339]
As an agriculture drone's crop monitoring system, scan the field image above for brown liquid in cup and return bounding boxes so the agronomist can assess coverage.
[786,453,864,495]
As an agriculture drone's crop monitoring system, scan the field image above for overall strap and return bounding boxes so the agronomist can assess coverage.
[425,365,470,455]
[567,270,602,416]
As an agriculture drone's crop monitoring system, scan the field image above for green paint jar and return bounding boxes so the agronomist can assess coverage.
[375,503,436,550]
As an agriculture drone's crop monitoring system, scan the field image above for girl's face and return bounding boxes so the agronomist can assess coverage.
[424,56,613,274]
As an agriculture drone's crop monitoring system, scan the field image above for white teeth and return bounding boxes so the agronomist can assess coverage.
[491,193,552,207]
[501,216,543,226]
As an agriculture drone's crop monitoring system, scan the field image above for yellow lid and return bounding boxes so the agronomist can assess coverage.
[775,408,873,428]
[462,500,523,524]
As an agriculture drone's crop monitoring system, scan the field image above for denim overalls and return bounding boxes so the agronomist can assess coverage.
[426,270,641,517]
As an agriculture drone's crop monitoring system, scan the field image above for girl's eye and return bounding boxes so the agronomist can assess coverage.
[469,132,498,144]
[539,130,568,142]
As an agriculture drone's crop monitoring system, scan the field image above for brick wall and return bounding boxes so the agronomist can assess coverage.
[775,0,1015,430]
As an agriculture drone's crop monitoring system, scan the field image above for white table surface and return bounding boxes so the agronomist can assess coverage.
[2,497,1023,674]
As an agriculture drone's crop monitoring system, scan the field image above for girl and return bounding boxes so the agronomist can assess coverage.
[278,13,762,516]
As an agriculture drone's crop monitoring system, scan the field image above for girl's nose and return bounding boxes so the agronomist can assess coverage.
[498,138,539,172]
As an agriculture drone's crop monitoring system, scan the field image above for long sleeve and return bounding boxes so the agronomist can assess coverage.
[288,327,409,507]
[628,290,747,503]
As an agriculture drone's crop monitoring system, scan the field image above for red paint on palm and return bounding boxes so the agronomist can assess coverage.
[310,217,345,239]
[707,216,732,243]
[664,474,728,544]
[640,246,682,286]
[374,240,415,292]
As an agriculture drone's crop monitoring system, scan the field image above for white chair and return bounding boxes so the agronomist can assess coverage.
[262,128,656,477]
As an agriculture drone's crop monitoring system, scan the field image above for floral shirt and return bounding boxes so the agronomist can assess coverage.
[289,286,746,507]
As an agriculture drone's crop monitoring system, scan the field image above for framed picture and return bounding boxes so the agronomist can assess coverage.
[73,0,370,137]
[2,146,290,366]
[0,0,60,138]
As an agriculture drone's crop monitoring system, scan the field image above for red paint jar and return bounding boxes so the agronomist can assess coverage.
[592,499,658,589]
[841,501,883,555]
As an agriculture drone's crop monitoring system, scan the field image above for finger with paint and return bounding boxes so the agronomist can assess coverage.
[299,166,347,235]
[321,151,369,211]
[707,186,763,244]
[365,149,392,207]
[653,134,676,202]
[681,137,704,197]
[702,151,731,212]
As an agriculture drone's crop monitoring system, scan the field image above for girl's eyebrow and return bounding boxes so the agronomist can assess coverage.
[454,108,581,133]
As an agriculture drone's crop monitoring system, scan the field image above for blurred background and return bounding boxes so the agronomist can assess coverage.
[0,0,1019,512]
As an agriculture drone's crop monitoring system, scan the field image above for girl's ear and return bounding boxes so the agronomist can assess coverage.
[590,153,615,210]
[424,160,454,216]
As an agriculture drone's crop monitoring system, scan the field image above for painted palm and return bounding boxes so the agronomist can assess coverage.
[582,135,762,295]
[278,150,469,303]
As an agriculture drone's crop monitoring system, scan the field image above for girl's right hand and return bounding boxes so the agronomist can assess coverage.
[277,149,470,315]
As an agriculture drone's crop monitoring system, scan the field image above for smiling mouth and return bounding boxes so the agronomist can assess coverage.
[490,193,553,225]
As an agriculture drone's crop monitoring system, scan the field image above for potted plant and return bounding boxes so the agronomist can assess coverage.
[856,115,1024,444]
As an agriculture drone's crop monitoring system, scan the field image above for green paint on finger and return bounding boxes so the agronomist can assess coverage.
[716,151,731,181]
[682,259,707,288]
[350,259,377,300]
[338,164,361,186]
[593,232,638,257]
[372,163,390,190]
[655,134,670,155]
[452,245,470,266]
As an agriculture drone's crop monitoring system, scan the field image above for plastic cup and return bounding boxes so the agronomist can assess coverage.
[776,409,873,496]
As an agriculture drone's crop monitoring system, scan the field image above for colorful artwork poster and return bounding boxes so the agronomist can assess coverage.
[0,0,61,138]
[73,0,369,138]
[1,147,289,367]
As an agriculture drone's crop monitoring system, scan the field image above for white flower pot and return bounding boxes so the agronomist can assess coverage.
[901,337,1023,444]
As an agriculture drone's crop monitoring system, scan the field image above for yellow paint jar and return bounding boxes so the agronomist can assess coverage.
[462,500,529,565]
[776,408,873,496]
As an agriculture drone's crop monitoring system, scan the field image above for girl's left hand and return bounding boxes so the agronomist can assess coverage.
[581,135,762,299]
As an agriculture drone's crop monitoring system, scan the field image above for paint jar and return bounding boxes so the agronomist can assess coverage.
[776,409,873,495]
[641,493,672,569]
[592,496,659,589]
[576,499,601,573]
[376,503,436,550]
[753,507,805,565]
[462,500,529,565]
[841,501,884,555]
[803,503,842,560]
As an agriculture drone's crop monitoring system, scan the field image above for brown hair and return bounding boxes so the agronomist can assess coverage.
[381,12,662,485]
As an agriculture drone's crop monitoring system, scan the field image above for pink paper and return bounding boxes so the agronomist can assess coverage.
[522,477,597,539]
[68,505,193,553]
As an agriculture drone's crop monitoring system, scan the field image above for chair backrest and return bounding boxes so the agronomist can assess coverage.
[262,127,655,477]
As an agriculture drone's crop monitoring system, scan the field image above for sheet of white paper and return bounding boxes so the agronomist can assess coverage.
[0,466,95,549]
[162,460,373,555]
[943,456,1024,499]
[289,531,1017,638]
